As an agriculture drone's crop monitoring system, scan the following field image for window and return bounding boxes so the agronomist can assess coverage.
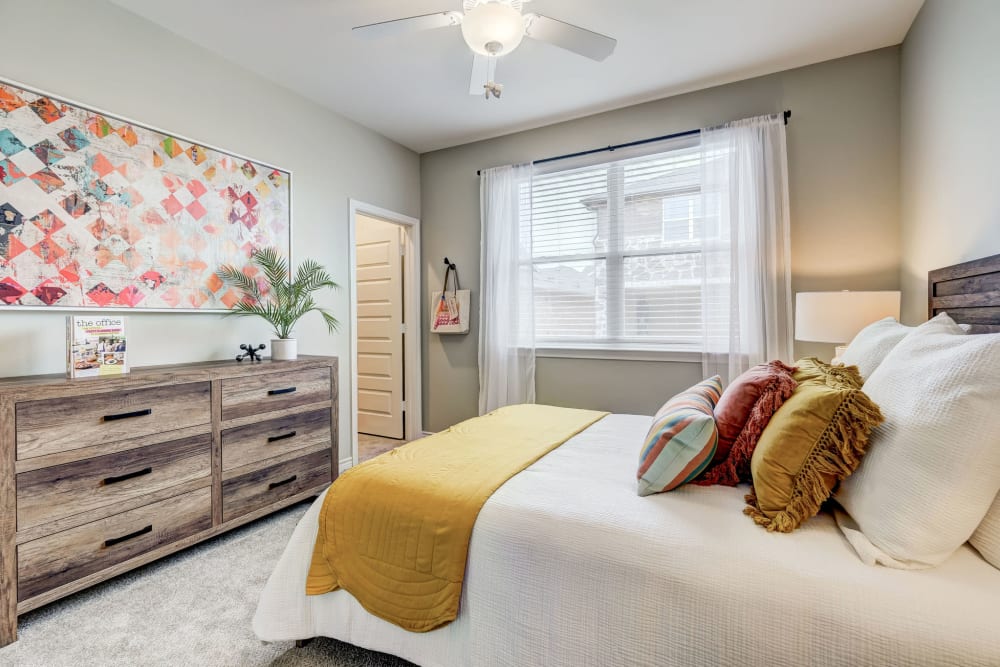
[524,136,722,355]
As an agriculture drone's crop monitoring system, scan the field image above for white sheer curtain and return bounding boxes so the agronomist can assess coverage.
[700,113,793,384]
[478,163,535,414]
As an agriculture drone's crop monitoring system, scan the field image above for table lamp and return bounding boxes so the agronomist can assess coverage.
[795,291,901,361]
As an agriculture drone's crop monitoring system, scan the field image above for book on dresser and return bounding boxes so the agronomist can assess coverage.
[0,355,339,647]
[66,315,129,378]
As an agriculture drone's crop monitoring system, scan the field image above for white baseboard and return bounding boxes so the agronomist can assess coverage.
[421,431,435,437]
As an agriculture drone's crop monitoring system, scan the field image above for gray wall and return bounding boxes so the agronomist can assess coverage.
[0,0,421,456]
[899,0,1000,323]
[420,48,902,432]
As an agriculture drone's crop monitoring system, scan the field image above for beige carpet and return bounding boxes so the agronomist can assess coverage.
[0,501,413,667]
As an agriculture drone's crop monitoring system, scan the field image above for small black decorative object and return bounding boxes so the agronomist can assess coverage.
[236,343,266,363]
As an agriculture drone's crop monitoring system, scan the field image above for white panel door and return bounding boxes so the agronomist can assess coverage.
[355,214,404,439]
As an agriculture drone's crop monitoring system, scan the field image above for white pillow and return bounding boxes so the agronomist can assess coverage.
[835,313,1000,569]
[971,492,1000,569]
[840,315,972,380]
[839,317,911,380]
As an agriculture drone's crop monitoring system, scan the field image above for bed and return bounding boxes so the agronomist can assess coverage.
[253,255,1000,666]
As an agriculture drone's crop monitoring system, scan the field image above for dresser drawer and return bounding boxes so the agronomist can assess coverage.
[16,382,211,460]
[220,367,331,421]
[221,409,331,472]
[17,487,212,602]
[222,449,331,522]
[16,434,212,532]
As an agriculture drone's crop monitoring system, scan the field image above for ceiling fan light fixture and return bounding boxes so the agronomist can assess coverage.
[461,2,525,57]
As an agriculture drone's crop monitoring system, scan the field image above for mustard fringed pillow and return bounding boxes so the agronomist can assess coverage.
[745,359,883,532]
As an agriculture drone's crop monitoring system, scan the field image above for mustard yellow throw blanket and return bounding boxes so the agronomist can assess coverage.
[306,404,608,632]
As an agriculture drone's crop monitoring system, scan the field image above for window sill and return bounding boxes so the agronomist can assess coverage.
[535,347,701,363]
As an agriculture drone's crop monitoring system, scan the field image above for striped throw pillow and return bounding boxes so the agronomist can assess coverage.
[637,376,722,496]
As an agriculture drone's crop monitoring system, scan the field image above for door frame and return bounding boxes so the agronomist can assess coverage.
[347,199,422,470]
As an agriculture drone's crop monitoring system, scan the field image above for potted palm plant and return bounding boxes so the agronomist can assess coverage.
[217,247,339,361]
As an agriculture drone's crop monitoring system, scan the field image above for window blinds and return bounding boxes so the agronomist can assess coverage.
[524,135,720,350]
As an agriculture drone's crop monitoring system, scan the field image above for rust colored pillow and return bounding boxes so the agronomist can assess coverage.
[745,358,884,533]
[694,361,797,487]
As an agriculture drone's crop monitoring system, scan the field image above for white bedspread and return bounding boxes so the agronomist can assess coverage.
[253,414,1000,666]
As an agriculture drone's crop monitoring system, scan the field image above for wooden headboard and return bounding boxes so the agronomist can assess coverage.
[928,253,1000,333]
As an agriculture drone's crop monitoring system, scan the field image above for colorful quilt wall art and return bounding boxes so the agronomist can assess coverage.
[0,79,290,311]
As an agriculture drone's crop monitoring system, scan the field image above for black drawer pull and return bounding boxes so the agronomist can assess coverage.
[267,431,297,443]
[104,524,152,548]
[267,387,296,396]
[102,467,153,486]
[268,475,297,491]
[103,408,152,423]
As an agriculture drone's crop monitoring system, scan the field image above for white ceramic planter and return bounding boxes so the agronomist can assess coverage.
[270,338,297,361]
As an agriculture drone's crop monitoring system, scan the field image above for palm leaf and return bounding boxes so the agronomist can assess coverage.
[294,260,338,294]
[255,247,291,305]
[319,309,341,334]
[216,264,261,301]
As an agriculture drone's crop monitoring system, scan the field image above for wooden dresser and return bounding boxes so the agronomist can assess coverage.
[0,355,338,646]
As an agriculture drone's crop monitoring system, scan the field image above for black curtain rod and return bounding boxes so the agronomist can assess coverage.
[476,109,791,176]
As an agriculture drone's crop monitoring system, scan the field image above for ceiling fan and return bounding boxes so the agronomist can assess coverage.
[353,0,617,99]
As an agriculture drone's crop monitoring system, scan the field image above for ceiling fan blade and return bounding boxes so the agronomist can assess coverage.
[470,54,491,95]
[523,14,617,61]
[353,11,462,40]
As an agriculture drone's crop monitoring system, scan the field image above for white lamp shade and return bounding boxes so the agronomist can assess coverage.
[461,2,525,56]
[795,291,901,344]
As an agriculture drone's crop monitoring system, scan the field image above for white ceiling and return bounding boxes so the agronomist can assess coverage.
[110,0,923,153]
